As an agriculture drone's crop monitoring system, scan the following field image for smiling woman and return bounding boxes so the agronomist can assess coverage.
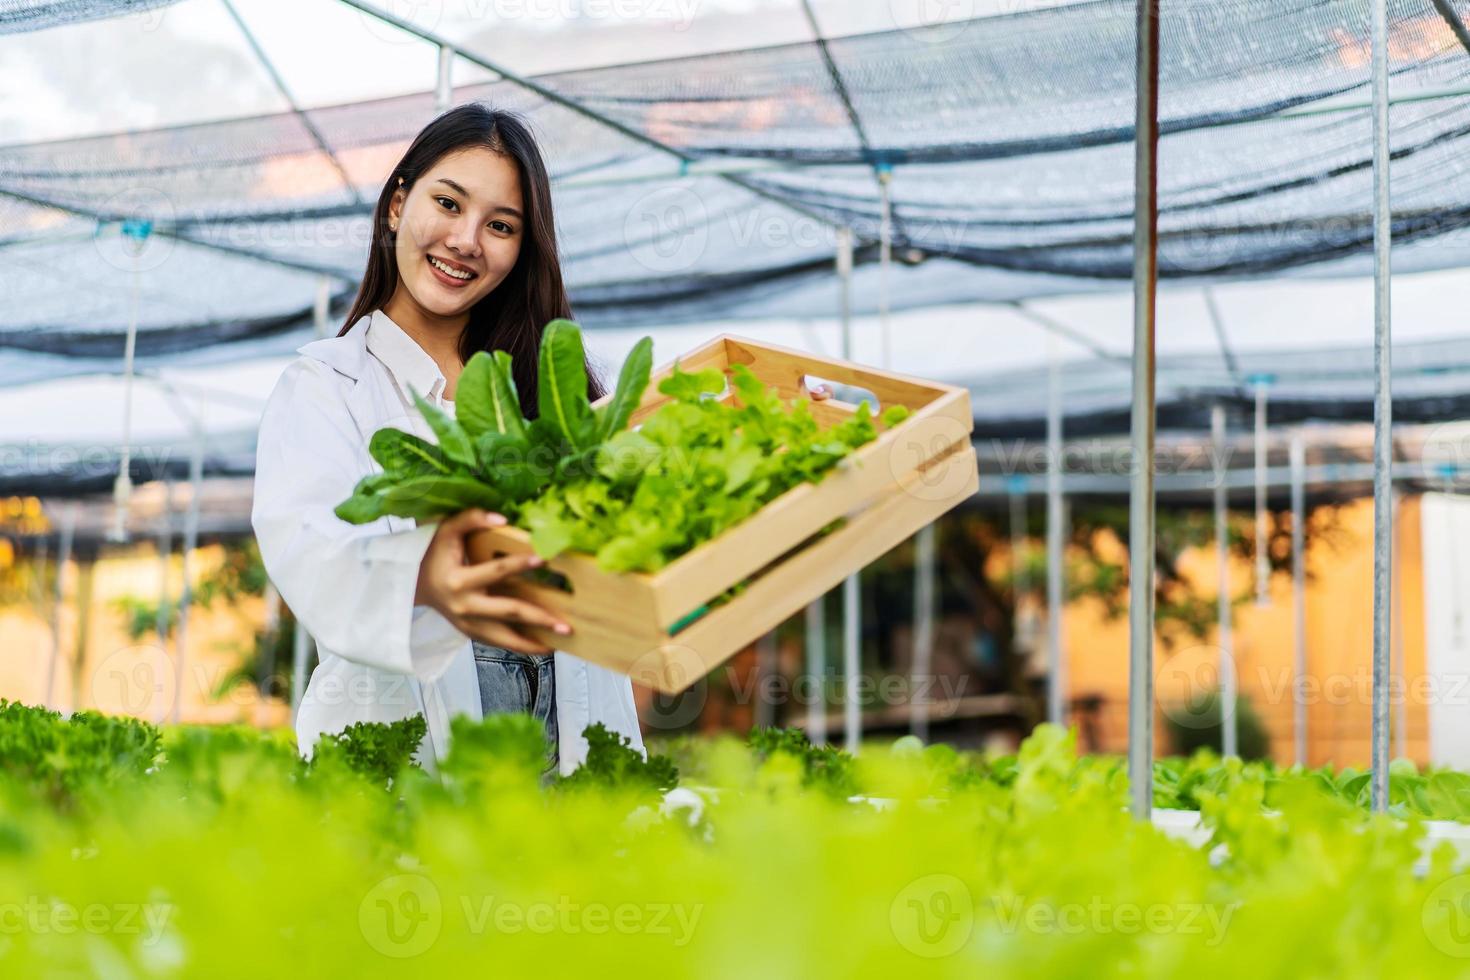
[251,104,643,773]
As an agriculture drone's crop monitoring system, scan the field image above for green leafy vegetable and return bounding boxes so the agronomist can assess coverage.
[335,320,906,574]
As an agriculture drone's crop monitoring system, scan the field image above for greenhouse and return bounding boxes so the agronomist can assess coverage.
[6,0,1470,974]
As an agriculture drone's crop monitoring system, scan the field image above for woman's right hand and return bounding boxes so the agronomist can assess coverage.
[413,509,572,656]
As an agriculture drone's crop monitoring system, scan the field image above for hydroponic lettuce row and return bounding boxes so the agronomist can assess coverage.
[334,319,909,573]
[7,702,1470,976]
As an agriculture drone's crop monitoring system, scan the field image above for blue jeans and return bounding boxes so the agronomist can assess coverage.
[471,642,559,773]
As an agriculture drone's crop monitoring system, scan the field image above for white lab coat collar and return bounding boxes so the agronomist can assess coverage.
[300,309,448,404]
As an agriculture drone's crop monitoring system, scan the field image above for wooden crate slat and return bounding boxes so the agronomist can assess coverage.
[637,448,980,692]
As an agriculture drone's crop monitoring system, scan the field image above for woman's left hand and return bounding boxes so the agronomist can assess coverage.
[807,383,832,401]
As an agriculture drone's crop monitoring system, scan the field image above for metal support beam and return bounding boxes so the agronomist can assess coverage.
[1253,378,1270,607]
[1212,403,1238,757]
[843,573,861,754]
[1202,287,1246,397]
[154,480,174,725]
[1290,433,1308,766]
[835,224,862,753]
[337,0,846,234]
[221,0,365,208]
[1392,489,1407,758]
[1127,0,1161,821]
[910,524,937,740]
[45,503,76,711]
[435,44,454,113]
[172,432,204,725]
[805,598,827,745]
[1046,334,1067,727]
[291,618,313,723]
[1370,0,1394,814]
[754,631,778,729]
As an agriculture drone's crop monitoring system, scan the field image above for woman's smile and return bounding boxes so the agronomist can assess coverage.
[426,253,478,287]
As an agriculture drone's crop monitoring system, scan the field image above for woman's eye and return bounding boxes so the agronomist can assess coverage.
[435,196,458,212]
[489,221,515,234]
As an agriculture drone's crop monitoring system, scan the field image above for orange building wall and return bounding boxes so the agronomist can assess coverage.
[0,542,289,728]
[1066,497,1427,767]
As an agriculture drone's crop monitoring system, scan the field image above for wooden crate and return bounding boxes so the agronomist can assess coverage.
[466,335,977,694]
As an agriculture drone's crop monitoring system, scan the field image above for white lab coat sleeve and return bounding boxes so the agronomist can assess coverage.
[252,358,466,683]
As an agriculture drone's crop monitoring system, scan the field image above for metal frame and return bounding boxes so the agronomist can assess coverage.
[1370,0,1394,812]
[1127,0,1161,820]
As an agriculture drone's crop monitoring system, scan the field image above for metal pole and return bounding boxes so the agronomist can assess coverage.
[314,276,331,339]
[291,618,313,723]
[910,524,936,740]
[1392,489,1407,758]
[1370,0,1394,814]
[754,631,778,729]
[1253,379,1271,607]
[1046,333,1066,727]
[109,244,142,544]
[45,503,76,711]
[154,480,174,725]
[877,166,893,372]
[1127,0,1161,821]
[1009,479,1028,594]
[805,598,827,745]
[435,44,454,113]
[173,431,204,725]
[261,580,281,701]
[836,224,862,753]
[1213,403,1238,757]
[1290,433,1308,767]
[836,227,853,359]
[843,574,861,754]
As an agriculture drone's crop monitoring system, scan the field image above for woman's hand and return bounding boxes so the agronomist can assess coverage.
[807,383,833,401]
[414,508,571,656]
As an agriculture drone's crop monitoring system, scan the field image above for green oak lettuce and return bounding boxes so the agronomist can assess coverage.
[334,319,908,573]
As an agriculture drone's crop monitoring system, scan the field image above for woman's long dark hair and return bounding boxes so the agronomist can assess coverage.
[340,103,604,416]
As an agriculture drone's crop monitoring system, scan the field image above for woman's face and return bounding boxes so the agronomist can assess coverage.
[387,146,525,321]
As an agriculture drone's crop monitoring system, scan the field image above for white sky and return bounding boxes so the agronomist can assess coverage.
[1,0,1093,144]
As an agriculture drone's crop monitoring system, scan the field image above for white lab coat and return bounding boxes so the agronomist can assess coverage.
[251,308,645,774]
